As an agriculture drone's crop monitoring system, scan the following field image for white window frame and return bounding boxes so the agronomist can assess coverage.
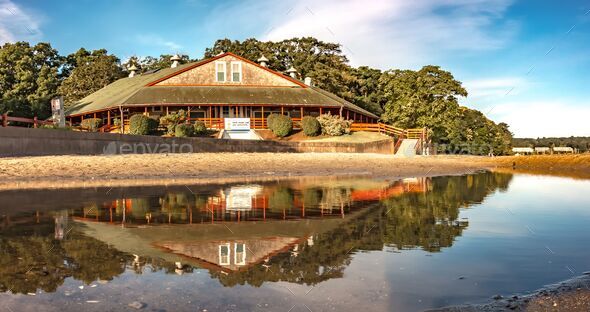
[234,243,246,265]
[230,61,242,82]
[218,243,230,265]
[215,61,226,82]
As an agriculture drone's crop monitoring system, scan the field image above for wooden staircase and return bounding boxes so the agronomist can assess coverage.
[350,122,427,155]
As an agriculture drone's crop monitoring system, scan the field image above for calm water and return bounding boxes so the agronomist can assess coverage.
[1,172,590,311]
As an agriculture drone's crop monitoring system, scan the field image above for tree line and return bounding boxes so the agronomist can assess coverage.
[513,136,590,152]
[0,37,512,154]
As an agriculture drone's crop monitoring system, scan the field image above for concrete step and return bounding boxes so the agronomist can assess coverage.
[220,130,263,140]
[395,139,419,157]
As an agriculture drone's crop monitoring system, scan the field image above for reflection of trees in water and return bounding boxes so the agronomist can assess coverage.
[212,172,513,287]
[0,223,177,294]
[0,173,513,292]
[380,173,512,252]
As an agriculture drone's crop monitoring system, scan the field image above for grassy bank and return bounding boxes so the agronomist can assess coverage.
[487,154,590,180]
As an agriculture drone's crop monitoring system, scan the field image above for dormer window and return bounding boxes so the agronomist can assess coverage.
[231,61,242,82]
[215,61,226,82]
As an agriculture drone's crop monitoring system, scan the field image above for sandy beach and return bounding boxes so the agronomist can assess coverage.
[1,153,589,191]
[0,153,496,190]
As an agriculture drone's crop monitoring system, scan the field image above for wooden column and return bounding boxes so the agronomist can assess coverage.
[281,106,284,115]
[187,106,191,121]
[300,107,304,118]
[346,110,350,120]
[261,106,265,128]
[209,106,212,128]
[119,106,124,133]
[319,107,323,115]
[107,111,111,127]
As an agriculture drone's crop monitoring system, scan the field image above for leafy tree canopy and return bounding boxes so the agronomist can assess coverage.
[0,42,62,118]
[0,37,513,154]
[122,54,192,73]
[58,48,124,107]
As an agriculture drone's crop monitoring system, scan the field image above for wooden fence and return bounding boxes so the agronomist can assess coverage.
[0,113,54,128]
[350,122,427,140]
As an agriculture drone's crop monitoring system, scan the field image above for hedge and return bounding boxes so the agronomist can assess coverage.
[271,114,292,137]
[317,113,352,136]
[301,116,321,136]
[175,123,193,137]
[129,114,158,135]
[266,113,281,130]
[81,118,102,132]
[193,121,207,135]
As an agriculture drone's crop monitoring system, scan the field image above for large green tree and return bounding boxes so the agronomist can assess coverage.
[380,66,468,140]
[122,54,192,74]
[0,42,62,118]
[58,48,124,107]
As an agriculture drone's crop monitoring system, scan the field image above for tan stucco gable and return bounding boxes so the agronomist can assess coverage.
[154,54,301,87]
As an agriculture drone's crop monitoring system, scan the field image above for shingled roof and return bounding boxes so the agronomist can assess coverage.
[65,53,379,119]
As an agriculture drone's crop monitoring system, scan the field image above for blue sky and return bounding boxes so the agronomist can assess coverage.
[2,0,589,137]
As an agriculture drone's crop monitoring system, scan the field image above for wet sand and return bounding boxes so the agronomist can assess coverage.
[429,273,590,312]
[0,154,494,190]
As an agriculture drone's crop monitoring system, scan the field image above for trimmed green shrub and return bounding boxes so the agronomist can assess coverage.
[317,113,352,136]
[40,124,72,131]
[266,113,281,131]
[81,118,102,132]
[129,114,158,135]
[272,115,293,137]
[175,123,193,137]
[301,116,321,136]
[160,109,187,135]
[193,121,207,135]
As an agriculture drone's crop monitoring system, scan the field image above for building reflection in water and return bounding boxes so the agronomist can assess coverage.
[73,177,431,226]
[0,172,514,292]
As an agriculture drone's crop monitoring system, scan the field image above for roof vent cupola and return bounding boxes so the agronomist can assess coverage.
[286,66,297,79]
[304,77,312,86]
[170,54,181,68]
[257,55,269,67]
[128,65,138,78]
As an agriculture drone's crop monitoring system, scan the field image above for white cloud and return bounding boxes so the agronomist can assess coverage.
[0,0,42,44]
[136,34,182,52]
[491,100,590,138]
[461,76,528,113]
[464,77,525,98]
[259,0,516,69]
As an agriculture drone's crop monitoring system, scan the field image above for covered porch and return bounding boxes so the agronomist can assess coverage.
[67,104,379,132]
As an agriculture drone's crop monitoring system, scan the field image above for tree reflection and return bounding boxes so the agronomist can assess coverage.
[212,172,513,286]
[0,172,513,292]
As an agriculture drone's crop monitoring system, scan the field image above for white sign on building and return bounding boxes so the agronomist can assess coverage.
[223,185,263,211]
[224,118,250,131]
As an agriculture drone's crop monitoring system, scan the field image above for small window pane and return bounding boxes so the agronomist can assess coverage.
[216,62,225,82]
[232,72,240,82]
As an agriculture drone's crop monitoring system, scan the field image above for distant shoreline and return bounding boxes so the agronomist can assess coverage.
[0,153,588,191]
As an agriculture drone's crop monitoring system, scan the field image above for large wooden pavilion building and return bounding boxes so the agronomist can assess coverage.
[65,52,379,131]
